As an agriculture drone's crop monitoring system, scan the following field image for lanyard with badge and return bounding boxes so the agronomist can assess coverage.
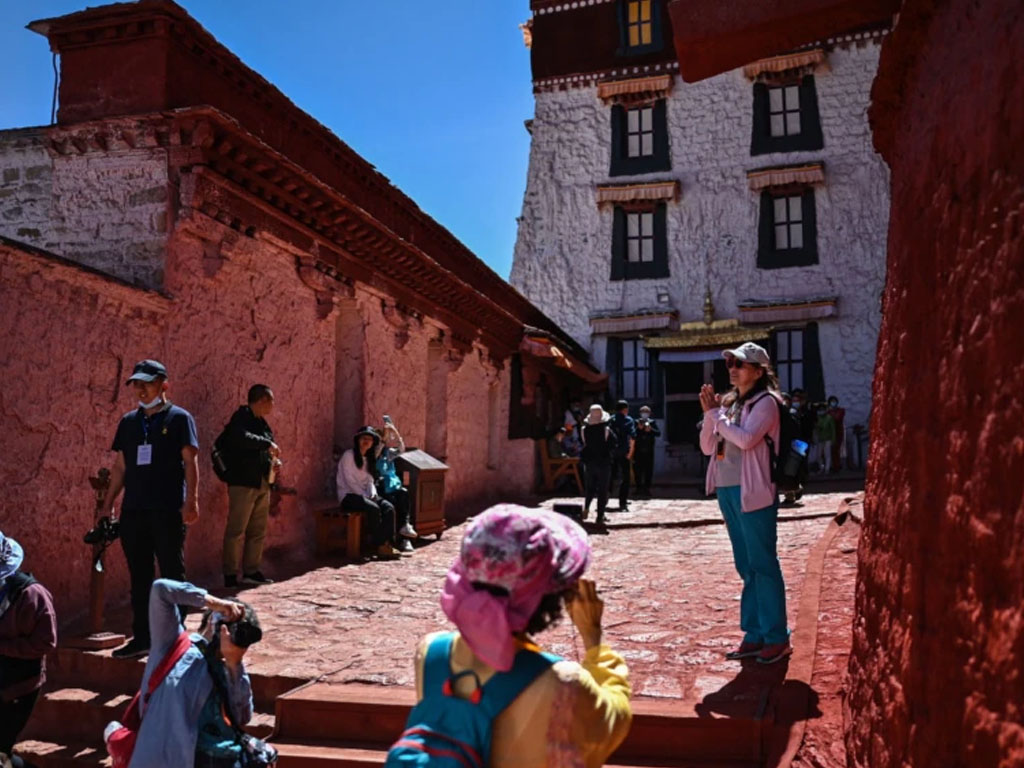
[716,401,742,461]
[137,403,170,466]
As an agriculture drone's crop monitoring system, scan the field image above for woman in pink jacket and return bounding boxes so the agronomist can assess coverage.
[699,342,791,664]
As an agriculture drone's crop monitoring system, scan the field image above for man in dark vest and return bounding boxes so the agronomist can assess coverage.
[221,384,280,588]
[633,404,661,498]
[0,532,57,768]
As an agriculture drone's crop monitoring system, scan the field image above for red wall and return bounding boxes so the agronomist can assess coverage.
[847,0,1024,765]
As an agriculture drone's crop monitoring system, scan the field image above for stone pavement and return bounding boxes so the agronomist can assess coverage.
[227,490,855,723]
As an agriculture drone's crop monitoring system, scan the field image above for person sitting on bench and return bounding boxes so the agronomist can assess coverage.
[335,426,404,559]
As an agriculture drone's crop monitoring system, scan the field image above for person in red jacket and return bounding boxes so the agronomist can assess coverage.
[0,531,57,768]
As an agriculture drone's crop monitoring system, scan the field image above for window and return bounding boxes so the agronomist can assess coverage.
[773,195,804,250]
[627,211,655,263]
[757,189,818,269]
[772,324,825,401]
[774,328,804,394]
[617,0,663,56]
[610,100,670,176]
[621,338,649,399]
[626,1,653,48]
[751,75,824,155]
[611,203,670,280]
[769,85,801,137]
[628,106,654,157]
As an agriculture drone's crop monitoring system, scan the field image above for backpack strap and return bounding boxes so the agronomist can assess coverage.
[423,632,456,695]
[144,631,193,703]
[477,648,559,719]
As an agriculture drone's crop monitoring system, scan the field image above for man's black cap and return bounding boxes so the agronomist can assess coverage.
[125,359,168,385]
[616,399,629,410]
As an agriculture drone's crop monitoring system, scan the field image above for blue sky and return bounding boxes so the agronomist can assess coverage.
[0,1,535,279]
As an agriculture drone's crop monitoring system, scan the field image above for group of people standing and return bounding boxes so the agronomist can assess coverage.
[555,399,660,525]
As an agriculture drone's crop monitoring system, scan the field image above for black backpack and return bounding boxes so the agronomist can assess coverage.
[211,424,232,483]
[752,393,803,493]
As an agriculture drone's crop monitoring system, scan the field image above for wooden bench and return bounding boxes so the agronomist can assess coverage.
[537,439,583,494]
[312,499,363,559]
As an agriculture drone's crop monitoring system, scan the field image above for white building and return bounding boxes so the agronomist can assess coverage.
[511,0,890,477]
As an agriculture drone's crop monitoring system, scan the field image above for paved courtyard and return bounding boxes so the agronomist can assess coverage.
[227,491,858,732]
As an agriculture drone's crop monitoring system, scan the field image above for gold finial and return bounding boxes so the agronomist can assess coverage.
[703,289,715,325]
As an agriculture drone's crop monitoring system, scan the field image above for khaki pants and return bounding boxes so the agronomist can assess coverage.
[223,480,270,575]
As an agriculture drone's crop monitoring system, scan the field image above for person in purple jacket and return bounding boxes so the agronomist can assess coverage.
[0,531,58,768]
[699,342,791,665]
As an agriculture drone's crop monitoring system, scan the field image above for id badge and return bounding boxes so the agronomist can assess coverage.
[137,444,153,466]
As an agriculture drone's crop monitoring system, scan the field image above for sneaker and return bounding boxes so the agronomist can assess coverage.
[756,641,793,664]
[725,641,764,660]
[224,574,239,588]
[398,522,419,539]
[376,543,402,559]
[398,538,415,556]
[241,571,273,585]
[112,639,149,660]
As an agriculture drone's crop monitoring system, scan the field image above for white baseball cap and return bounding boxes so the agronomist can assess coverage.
[723,342,771,366]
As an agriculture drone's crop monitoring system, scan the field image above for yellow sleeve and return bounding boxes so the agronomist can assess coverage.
[569,644,633,768]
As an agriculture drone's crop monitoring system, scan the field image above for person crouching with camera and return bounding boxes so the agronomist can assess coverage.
[104,578,263,768]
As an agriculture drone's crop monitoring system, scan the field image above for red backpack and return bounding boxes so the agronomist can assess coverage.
[107,631,193,768]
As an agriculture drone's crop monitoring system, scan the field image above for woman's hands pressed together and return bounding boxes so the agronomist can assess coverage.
[699,384,721,413]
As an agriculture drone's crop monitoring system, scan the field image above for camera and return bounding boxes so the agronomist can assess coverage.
[84,516,120,545]
[212,603,263,649]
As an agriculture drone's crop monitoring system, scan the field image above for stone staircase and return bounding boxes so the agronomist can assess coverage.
[15,644,302,767]
[268,682,766,768]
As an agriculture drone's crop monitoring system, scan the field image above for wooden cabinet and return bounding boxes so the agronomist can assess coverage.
[395,449,449,538]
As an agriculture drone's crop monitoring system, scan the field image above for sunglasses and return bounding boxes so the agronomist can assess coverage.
[725,357,749,370]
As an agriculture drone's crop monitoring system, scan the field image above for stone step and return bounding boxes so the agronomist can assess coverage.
[49,645,305,712]
[271,739,757,768]
[273,684,765,764]
[11,739,109,768]
[20,684,275,750]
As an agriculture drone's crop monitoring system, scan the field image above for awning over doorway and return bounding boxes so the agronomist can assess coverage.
[644,319,771,351]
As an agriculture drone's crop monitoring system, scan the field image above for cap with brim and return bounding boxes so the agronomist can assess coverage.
[586,405,610,424]
[0,532,25,581]
[722,342,771,366]
[354,425,380,440]
[125,359,168,384]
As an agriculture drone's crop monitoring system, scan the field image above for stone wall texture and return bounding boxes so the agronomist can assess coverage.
[0,128,169,288]
[846,0,1024,765]
[0,140,536,627]
[511,41,890,431]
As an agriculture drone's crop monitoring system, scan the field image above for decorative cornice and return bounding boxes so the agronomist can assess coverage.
[747,163,825,191]
[596,180,679,206]
[590,310,678,334]
[743,48,827,80]
[597,74,674,104]
[531,0,616,15]
[535,61,678,93]
[738,296,838,324]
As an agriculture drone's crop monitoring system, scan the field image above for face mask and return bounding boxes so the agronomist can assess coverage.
[139,396,163,409]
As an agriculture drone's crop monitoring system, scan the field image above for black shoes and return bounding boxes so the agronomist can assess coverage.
[241,571,273,585]
[112,638,149,660]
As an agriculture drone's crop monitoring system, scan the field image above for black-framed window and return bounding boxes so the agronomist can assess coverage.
[751,75,824,155]
[771,324,825,402]
[606,338,662,413]
[774,328,805,394]
[757,188,818,269]
[621,338,649,400]
[610,100,670,176]
[617,0,663,56]
[611,203,669,280]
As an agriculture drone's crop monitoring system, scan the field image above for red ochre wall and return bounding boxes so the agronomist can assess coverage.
[847,0,1024,765]
[0,208,532,629]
